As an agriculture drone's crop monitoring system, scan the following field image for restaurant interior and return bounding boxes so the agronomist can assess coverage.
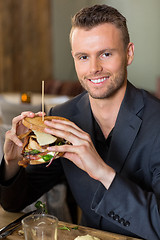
[0,0,160,239]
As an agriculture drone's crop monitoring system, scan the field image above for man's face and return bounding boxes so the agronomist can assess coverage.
[71,23,133,99]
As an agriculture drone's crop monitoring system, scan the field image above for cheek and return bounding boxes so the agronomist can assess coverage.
[75,62,88,78]
[106,57,125,74]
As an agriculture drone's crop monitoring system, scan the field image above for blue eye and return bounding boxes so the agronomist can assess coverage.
[79,55,88,60]
[103,52,111,57]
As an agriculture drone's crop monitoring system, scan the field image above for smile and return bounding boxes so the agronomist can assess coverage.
[89,77,109,84]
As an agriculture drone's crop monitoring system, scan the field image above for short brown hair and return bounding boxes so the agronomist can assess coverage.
[70,4,130,49]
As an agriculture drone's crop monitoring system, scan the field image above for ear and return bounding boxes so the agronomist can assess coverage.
[127,42,134,66]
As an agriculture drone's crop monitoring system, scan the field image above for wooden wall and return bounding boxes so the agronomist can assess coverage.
[0,0,53,93]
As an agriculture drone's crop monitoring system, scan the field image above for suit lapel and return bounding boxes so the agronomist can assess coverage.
[71,93,95,144]
[107,106,142,172]
[107,82,144,172]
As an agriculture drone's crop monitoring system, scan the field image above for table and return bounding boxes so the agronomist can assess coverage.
[0,206,141,240]
[0,92,70,126]
[0,92,70,114]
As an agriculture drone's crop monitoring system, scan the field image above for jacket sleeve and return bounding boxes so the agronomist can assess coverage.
[91,135,160,240]
[0,157,65,212]
[91,175,160,240]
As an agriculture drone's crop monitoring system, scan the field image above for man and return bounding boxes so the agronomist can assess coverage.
[0,4,160,240]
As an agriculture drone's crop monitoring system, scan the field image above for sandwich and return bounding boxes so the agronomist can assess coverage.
[18,116,70,168]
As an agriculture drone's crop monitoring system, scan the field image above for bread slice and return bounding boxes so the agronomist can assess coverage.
[22,116,69,132]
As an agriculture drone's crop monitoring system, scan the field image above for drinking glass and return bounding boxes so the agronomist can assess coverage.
[22,214,58,240]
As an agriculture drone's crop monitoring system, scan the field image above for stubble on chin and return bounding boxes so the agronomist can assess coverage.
[80,75,126,100]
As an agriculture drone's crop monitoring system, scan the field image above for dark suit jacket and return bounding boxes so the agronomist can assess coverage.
[1,81,160,240]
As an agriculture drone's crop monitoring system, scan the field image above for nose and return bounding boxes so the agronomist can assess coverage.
[89,58,103,74]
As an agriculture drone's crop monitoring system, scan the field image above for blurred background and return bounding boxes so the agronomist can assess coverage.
[0,0,160,94]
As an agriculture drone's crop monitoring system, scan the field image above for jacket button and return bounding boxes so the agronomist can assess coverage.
[113,214,119,221]
[118,218,125,224]
[124,221,130,227]
[108,211,115,218]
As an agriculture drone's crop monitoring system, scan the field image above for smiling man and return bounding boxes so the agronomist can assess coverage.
[1,4,160,240]
[71,23,132,100]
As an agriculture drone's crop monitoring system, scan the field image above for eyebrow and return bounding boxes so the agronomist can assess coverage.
[73,48,116,58]
[74,52,87,58]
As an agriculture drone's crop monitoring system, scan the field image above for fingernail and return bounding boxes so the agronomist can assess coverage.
[18,142,23,147]
[45,127,52,132]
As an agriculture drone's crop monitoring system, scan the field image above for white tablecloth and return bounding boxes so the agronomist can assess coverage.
[0,92,70,124]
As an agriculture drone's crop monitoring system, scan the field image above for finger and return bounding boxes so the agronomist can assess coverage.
[12,112,45,133]
[44,119,89,142]
[48,144,79,153]
[47,144,88,170]
[35,111,46,117]
[10,112,33,140]
[20,111,45,117]
[48,145,83,162]
[20,111,35,117]
[50,118,81,131]
[45,126,90,146]
[5,129,23,147]
[11,114,26,134]
[12,111,35,132]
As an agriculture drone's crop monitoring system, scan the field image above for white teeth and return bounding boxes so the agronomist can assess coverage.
[90,77,108,83]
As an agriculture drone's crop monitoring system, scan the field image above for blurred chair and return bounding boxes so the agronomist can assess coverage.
[0,101,42,125]
[45,80,84,97]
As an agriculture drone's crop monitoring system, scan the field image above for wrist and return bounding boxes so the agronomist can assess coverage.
[98,164,116,189]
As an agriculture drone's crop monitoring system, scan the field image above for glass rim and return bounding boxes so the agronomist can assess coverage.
[22,213,58,227]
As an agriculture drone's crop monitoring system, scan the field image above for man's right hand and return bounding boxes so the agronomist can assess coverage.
[3,111,44,180]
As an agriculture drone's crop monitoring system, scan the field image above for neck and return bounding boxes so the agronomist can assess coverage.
[89,82,127,138]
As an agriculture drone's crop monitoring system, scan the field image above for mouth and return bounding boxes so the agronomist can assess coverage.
[88,76,109,84]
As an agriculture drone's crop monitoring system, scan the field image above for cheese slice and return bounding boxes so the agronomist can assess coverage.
[33,130,57,146]
[74,235,100,240]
